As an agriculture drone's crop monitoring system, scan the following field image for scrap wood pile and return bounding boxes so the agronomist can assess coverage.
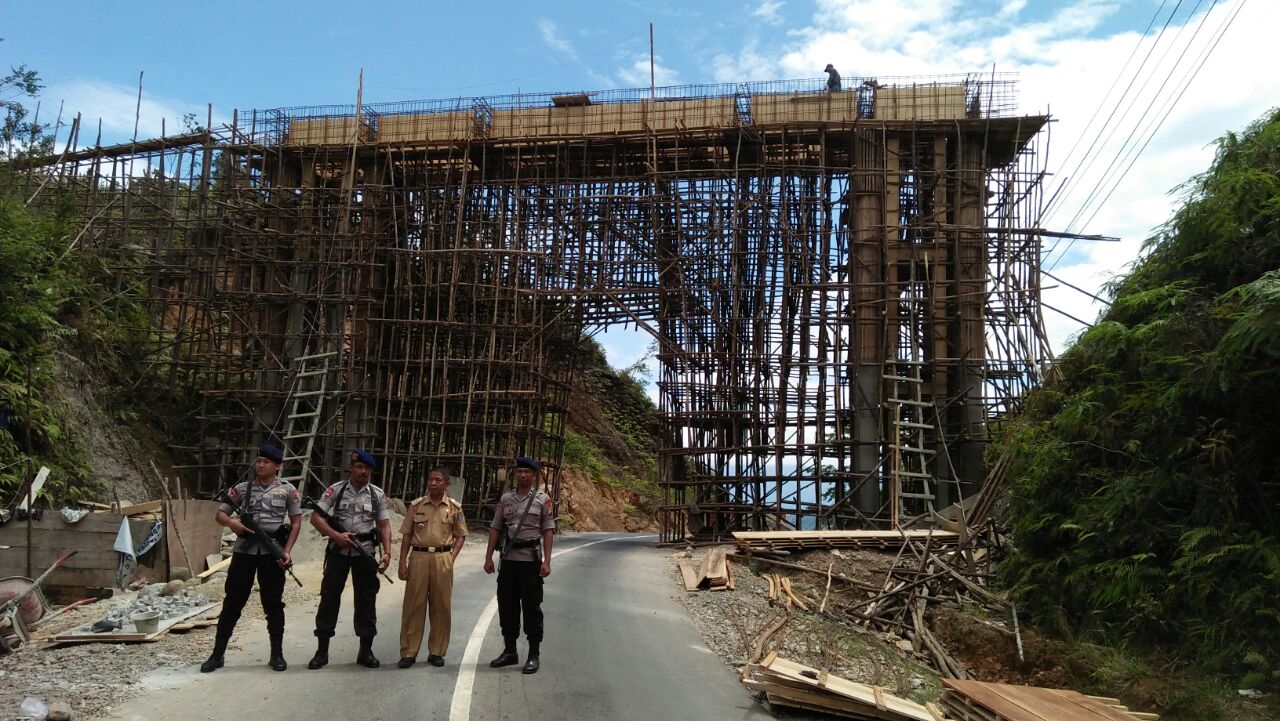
[741,653,952,721]
[940,680,1159,721]
[731,524,1013,680]
[739,657,1160,721]
[677,547,735,592]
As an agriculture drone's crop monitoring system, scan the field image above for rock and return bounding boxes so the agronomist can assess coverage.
[205,553,223,571]
[160,580,185,597]
[48,700,75,721]
[139,583,167,599]
[170,566,192,581]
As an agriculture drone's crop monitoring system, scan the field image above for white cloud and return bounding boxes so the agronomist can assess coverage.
[538,18,578,61]
[754,1,785,25]
[42,79,206,145]
[617,55,681,87]
[711,0,1273,354]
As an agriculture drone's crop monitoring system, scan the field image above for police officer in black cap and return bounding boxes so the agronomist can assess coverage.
[202,443,301,673]
[307,449,392,669]
[483,456,556,674]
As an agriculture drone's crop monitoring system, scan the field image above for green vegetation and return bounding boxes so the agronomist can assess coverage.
[997,109,1280,696]
[0,64,159,503]
[557,337,662,505]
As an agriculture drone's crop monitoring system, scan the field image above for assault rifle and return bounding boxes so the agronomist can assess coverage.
[302,496,394,584]
[215,488,303,588]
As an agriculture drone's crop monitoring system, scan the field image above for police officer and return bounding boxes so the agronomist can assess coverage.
[201,443,301,673]
[483,456,555,674]
[397,467,467,668]
[307,449,392,669]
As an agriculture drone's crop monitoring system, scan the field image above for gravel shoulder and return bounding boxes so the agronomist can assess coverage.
[671,545,944,717]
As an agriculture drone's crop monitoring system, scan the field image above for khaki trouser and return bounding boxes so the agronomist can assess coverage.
[399,550,454,658]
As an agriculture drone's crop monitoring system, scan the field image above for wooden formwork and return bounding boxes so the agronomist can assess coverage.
[285,117,372,145]
[876,84,967,121]
[751,92,860,125]
[490,98,738,138]
[378,111,476,143]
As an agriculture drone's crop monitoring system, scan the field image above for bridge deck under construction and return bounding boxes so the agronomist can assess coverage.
[17,74,1052,540]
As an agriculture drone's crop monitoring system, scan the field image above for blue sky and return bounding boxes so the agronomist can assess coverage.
[4,0,1272,379]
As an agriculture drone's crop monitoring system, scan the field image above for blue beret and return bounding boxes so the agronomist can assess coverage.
[515,456,540,472]
[350,449,377,468]
[258,444,284,464]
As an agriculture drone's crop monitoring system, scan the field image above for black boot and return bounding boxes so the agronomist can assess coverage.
[489,641,519,668]
[522,642,540,674]
[356,638,380,668]
[307,636,330,670]
[200,636,229,673]
[269,633,288,672]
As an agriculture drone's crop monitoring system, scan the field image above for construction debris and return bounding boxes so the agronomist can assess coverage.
[940,679,1159,721]
[741,654,949,720]
[677,548,734,592]
[734,530,961,554]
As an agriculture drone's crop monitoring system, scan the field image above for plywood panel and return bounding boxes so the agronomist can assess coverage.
[0,512,166,588]
[751,92,860,125]
[165,500,223,574]
[285,118,372,146]
[378,111,475,143]
[876,85,966,121]
[648,98,739,131]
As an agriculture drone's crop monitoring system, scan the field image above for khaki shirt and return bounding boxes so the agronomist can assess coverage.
[489,489,555,562]
[219,478,301,555]
[316,479,390,556]
[401,495,467,549]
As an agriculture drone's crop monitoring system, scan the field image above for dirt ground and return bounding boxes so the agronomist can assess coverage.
[0,514,373,720]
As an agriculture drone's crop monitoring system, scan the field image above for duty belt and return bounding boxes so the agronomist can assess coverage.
[509,538,540,549]
[412,545,453,553]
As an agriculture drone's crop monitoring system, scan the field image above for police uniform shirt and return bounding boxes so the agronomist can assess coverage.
[402,495,468,549]
[316,479,391,556]
[489,489,556,562]
[219,478,301,554]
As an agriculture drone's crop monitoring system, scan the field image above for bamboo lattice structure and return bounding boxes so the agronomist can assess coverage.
[13,74,1051,536]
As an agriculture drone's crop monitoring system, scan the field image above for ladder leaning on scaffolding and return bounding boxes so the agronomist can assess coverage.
[276,351,336,498]
[885,358,938,527]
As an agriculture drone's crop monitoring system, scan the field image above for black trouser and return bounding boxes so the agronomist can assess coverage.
[217,552,286,641]
[314,546,380,640]
[497,560,544,645]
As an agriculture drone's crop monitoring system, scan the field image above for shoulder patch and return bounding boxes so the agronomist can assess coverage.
[448,497,462,508]
[322,484,337,500]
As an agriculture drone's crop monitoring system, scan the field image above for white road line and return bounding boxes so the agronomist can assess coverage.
[448,534,656,721]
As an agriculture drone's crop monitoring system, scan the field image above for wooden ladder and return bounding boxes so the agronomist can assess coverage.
[277,351,336,497]
[885,358,937,527]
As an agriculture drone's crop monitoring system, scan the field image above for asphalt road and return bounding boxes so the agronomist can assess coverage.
[102,533,768,721]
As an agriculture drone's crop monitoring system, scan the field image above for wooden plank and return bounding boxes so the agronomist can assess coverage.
[118,501,163,516]
[198,557,231,580]
[763,658,937,721]
[944,681,1148,721]
[52,601,218,644]
[696,547,727,585]
[676,558,700,592]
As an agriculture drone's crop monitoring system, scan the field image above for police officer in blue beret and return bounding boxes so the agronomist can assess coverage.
[307,449,392,669]
[483,456,556,674]
[202,443,301,673]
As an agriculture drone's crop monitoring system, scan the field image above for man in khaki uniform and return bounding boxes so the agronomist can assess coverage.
[397,467,467,668]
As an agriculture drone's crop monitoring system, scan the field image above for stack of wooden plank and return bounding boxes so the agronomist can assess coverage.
[734,530,960,553]
[742,654,953,720]
[676,547,735,592]
[940,680,1158,721]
